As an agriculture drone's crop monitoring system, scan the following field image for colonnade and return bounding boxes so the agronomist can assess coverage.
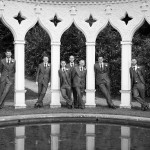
[0,0,150,109]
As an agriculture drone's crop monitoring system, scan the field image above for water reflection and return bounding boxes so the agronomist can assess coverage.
[1,123,150,150]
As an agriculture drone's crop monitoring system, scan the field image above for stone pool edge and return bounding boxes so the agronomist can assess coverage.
[0,113,150,127]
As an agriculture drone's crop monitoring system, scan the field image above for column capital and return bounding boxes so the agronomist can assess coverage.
[51,42,61,46]
[86,42,95,46]
[121,41,132,45]
[14,40,26,44]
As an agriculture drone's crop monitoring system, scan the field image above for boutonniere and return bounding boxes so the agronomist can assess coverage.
[47,63,50,67]
[11,59,15,63]
[105,64,108,66]
[137,66,140,69]
[66,68,69,71]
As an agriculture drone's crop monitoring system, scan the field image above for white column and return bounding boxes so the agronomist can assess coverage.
[85,42,96,107]
[120,41,132,109]
[15,126,25,150]
[121,126,131,150]
[50,42,61,108]
[14,40,26,109]
[51,124,60,150]
[86,124,95,150]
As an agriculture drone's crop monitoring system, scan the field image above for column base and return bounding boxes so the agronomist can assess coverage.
[50,89,61,108]
[14,90,26,109]
[85,89,96,107]
[120,90,131,109]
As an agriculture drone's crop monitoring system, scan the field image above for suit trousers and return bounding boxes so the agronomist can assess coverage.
[61,86,72,105]
[132,83,148,107]
[37,83,48,103]
[72,87,77,106]
[98,82,113,106]
[0,77,13,106]
[75,87,84,107]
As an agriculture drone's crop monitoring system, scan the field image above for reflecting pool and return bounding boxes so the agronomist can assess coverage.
[0,123,150,150]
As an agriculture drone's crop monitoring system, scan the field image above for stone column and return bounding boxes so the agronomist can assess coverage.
[86,124,95,150]
[50,42,61,108]
[85,42,96,107]
[15,126,25,150]
[51,124,60,150]
[120,41,132,108]
[14,40,26,109]
[121,126,131,150]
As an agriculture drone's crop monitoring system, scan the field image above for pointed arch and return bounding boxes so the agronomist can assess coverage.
[25,21,51,78]
[96,22,121,97]
[60,22,86,63]
[60,20,87,42]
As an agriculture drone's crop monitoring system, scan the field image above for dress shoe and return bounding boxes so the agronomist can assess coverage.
[141,105,149,111]
[79,105,85,109]
[108,105,116,109]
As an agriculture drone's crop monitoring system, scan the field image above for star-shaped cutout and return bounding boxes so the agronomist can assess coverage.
[85,14,97,27]
[50,14,62,27]
[121,13,133,25]
[14,12,26,24]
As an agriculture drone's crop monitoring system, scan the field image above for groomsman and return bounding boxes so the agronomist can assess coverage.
[66,55,78,108]
[59,61,73,109]
[34,55,51,108]
[0,50,15,109]
[130,59,149,111]
[72,60,87,109]
[94,57,116,109]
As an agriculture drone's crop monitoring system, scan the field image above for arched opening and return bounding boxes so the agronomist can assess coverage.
[96,22,121,99]
[0,19,14,103]
[132,19,150,99]
[60,23,86,63]
[25,22,51,101]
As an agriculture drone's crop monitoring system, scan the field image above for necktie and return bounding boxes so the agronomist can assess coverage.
[71,63,73,67]
[7,59,10,64]
[44,64,47,69]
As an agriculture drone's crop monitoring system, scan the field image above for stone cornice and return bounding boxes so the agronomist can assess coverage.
[6,0,141,6]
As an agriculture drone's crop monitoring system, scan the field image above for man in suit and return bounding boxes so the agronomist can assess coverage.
[66,55,78,108]
[34,55,51,108]
[94,57,116,109]
[72,60,87,109]
[0,50,15,109]
[59,60,73,109]
[130,59,149,111]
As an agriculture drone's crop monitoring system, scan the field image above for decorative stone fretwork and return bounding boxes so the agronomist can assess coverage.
[140,1,149,12]
[0,0,5,12]
[121,12,133,25]
[69,6,77,15]
[85,14,96,27]
[34,4,42,15]
[105,5,112,15]
[14,12,26,24]
[50,14,62,27]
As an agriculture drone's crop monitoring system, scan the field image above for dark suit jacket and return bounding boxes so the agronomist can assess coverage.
[130,65,145,88]
[58,68,71,88]
[0,58,15,83]
[94,62,110,85]
[66,62,78,70]
[36,63,51,87]
[72,66,87,88]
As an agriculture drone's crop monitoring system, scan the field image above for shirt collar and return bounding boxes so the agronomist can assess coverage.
[6,58,11,62]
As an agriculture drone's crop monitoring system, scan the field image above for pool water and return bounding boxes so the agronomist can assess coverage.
[0,123,150,150]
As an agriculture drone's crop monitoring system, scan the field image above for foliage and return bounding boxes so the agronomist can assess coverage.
[132,20,150,97]
[25,23,51,78]
[0,20,14,58]
[96,23,121,96]
[2,19,150,97]
[60,23,86,63]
